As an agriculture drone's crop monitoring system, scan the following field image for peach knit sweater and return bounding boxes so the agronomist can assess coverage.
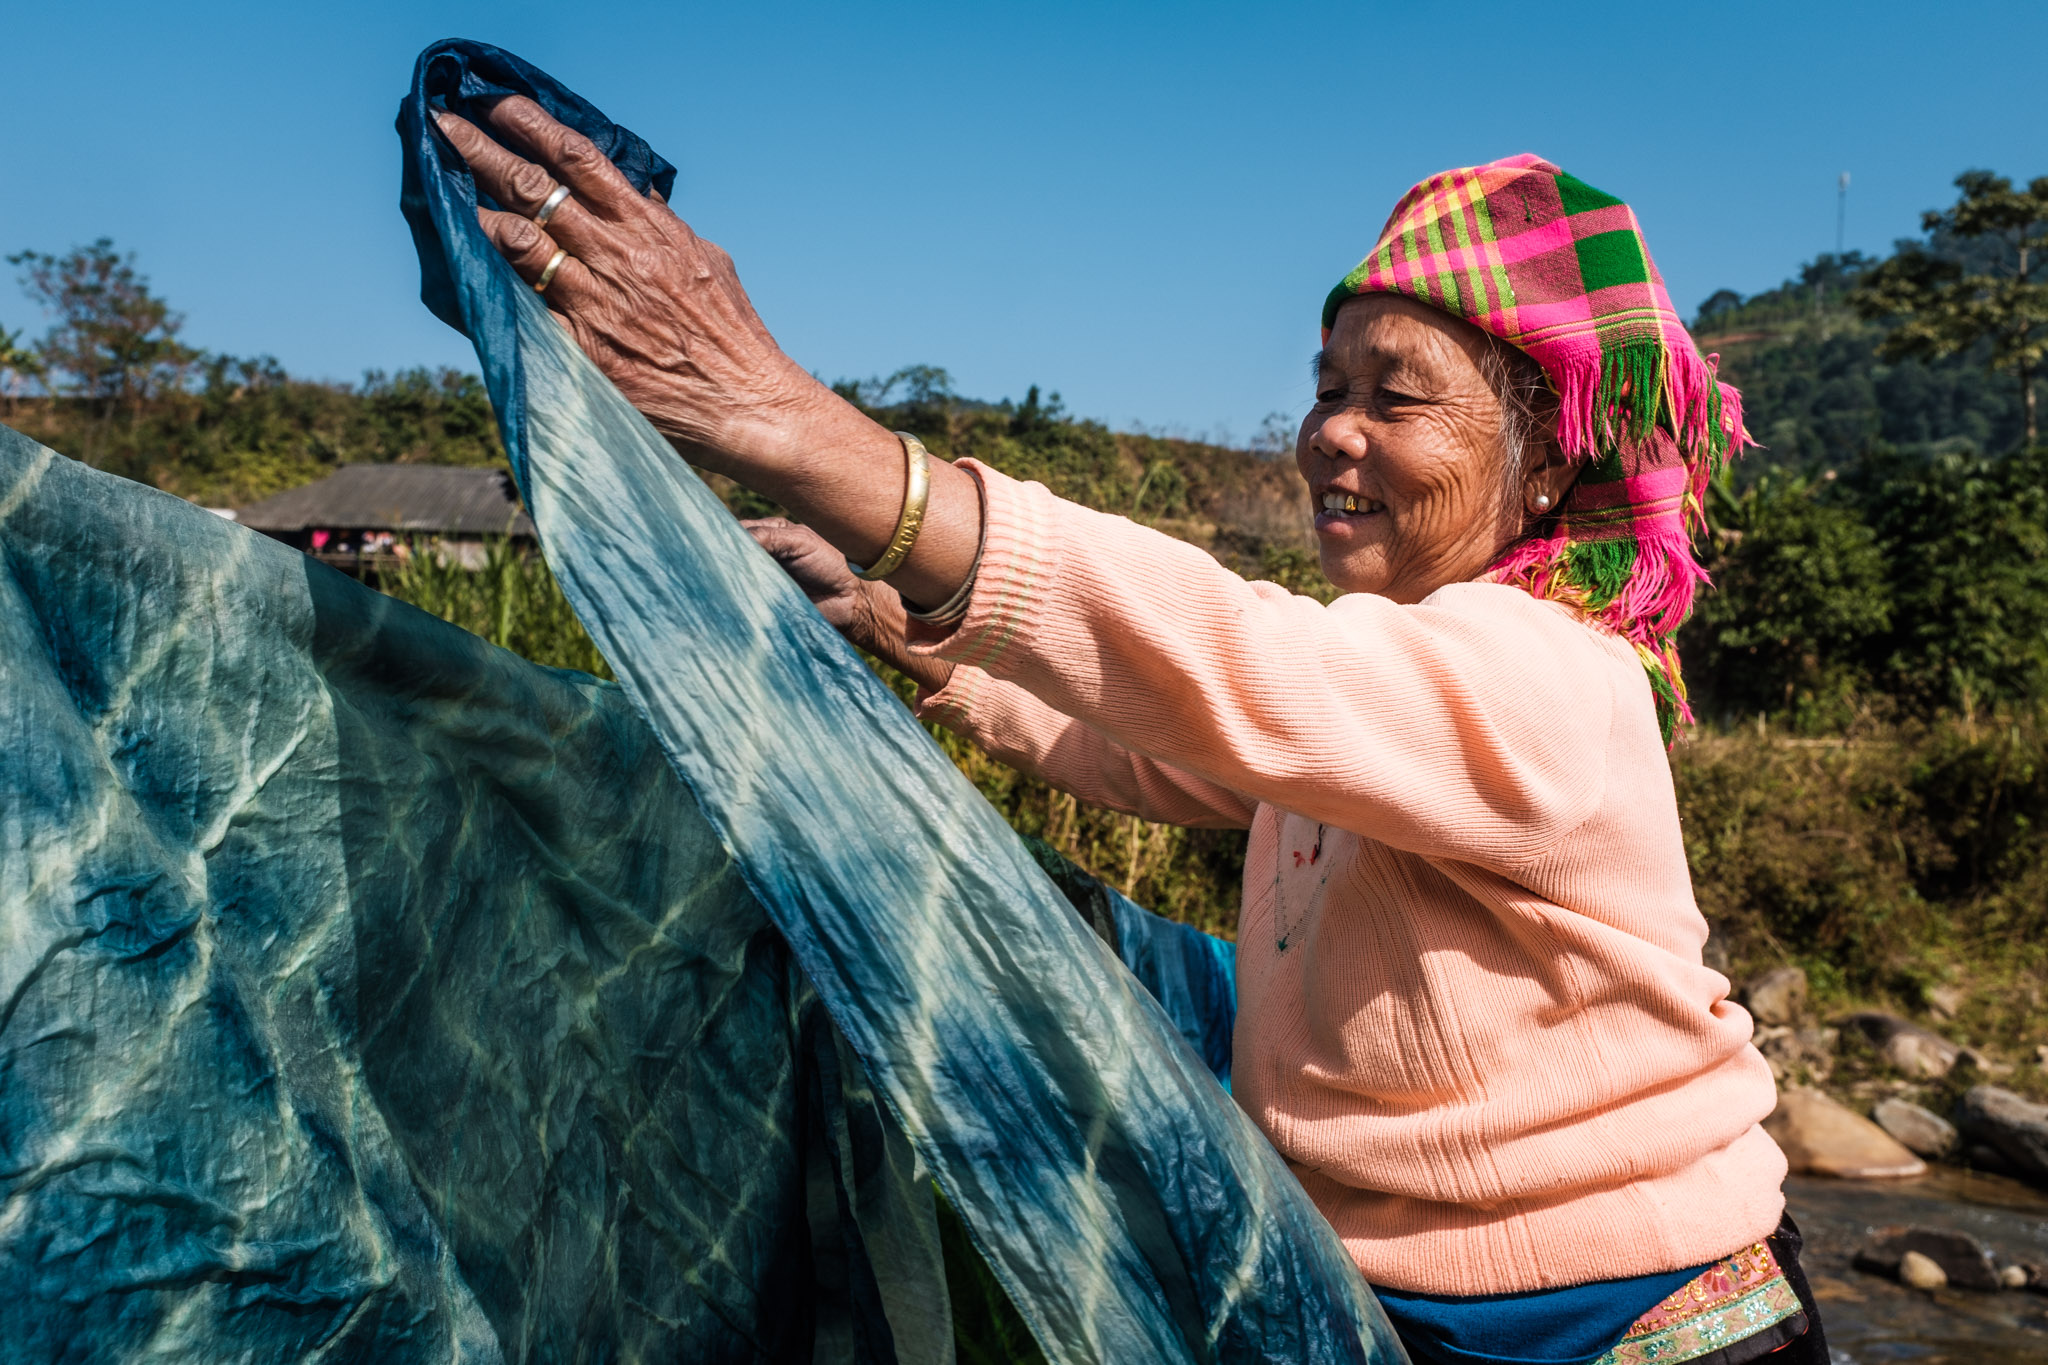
[910,462,1785,1296]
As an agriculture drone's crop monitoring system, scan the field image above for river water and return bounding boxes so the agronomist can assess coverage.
[1787,1169,2048,1362]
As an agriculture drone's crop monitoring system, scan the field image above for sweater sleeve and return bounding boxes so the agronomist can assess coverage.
[915,665,1258,830]
[909,462,1622,865]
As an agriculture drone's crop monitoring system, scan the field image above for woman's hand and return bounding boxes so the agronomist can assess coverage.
[743,517,873,637]
[434,96,843,475]
[744,518,955,696]
[437,95,984,611]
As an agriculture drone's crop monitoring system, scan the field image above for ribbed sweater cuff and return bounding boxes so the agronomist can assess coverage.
[904,460,1057,677]
[911,659,984,730]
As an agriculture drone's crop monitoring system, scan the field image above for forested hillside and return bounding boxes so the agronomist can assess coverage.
[5,171,2045,1084]
[1696,253,2029,472]
[1680,173,2047,730]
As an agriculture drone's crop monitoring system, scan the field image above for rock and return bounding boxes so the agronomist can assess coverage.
[1956,1085,2048,1186]
[2001,1264,2031,1289]
[2035,1044,2048,1073]
[1742,966,1808,1026]
[1765,1088,1927,1179]
[1965,1143,2017,1176]
[2019,1263,2048,1293]
[1888,1032,1962,1079]
[1925,983,1966,1021]
[1702,929,1731,975]
[1844,1012,1961,1079]
[1755,1026,1836,1082]
[1807,1273,1866,1304]
[1872,1097,1958,1160]
[1853,1226,2000,1291]
[1956,1047,2012,1077]
[1754,1026,1791,1079]
[1900,1250,1948,1290]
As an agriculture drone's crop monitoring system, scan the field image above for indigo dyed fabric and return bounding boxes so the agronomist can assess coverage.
[0,37,1404,1365]
[1026,839,1237,1089]
[0,430,947,1362]
[1371,1264,1707,1365]
[401,39,1397,1361]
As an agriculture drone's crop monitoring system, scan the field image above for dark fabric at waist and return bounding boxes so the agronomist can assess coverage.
[1371,1261,1708,1365]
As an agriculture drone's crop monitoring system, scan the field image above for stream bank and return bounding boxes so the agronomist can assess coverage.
[1787,1169,2048,1361]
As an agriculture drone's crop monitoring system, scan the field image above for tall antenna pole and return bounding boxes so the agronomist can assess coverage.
[1837,171,1850,257]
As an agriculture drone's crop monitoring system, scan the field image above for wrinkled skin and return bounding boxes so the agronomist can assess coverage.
[1302,295,1574,601]
[435,98,824,471]
[435,97,983,611]
[743,518,953,693]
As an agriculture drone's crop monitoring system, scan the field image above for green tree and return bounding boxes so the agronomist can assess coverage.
[832,363,956,407]
[1866,447,2048,715]
[0,324,42,415]
[1685,472,1891,727]
[8,238,199,417]
[1854,171,2048,446]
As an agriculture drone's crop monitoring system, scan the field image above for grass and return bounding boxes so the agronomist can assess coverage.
[381,538,611,678]
[1678,716,2048,1070]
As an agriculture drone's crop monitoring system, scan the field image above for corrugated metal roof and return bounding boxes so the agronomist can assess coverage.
[235,465,535,536]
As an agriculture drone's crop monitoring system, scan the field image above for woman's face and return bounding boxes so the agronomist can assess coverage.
[1297,295,1521,602]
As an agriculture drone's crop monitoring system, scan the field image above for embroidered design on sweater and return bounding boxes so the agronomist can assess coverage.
[1291,824,1326,869]
[1273,821,1332,953]
[1594,1241,1804,1364]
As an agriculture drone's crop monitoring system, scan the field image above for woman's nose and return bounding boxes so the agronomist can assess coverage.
[1308,410,1370,463]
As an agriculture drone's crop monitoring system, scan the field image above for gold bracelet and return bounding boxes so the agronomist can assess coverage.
[850,432,931,581]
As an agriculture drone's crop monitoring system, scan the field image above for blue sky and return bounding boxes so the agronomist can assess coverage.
[7,1,2044,440]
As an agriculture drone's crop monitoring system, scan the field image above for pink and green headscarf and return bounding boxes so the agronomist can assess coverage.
[1322,153,1750,738]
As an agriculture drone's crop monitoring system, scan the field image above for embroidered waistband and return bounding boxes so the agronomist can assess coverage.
[1594,1241,1804,1364]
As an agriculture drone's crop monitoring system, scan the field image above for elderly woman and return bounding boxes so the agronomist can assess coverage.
[440,101,1821,1365]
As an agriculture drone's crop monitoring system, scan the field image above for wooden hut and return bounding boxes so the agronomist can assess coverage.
[234,464,535,576]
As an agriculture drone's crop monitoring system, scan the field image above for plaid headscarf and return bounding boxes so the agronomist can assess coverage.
[1321,154,1749,739]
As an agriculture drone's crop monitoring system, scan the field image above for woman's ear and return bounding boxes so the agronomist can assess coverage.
[1523,439,1577,516]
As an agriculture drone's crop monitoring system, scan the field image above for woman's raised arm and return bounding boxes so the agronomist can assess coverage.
[914,465,1620,865]
[435,96,981,613]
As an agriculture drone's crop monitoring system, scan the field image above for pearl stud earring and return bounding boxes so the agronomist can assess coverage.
[1533,493,1553,512]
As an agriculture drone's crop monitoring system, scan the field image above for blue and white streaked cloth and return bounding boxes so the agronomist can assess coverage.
[0,37,1404,1364]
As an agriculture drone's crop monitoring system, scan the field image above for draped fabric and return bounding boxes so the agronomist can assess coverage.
[0,432,922,1361]
[0,38,1404,1364]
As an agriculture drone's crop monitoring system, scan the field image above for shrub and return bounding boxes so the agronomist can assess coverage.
[1686,474,1891,728]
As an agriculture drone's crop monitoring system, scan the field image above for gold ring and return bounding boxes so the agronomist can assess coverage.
[533,184,572,226]
[534,248,569,294]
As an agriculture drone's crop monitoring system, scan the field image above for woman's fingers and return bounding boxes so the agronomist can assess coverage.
[744,518,827,569]
[485,96,644,221]
[437,111,549,210]
[434,95,828,475]
[745,519,828,556]
[438,109,614,258]
[742,519,862,595]
[475,208,597,300]
[479,99,711,265]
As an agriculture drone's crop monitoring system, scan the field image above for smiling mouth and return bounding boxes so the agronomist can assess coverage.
[1319,492,1384,515]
